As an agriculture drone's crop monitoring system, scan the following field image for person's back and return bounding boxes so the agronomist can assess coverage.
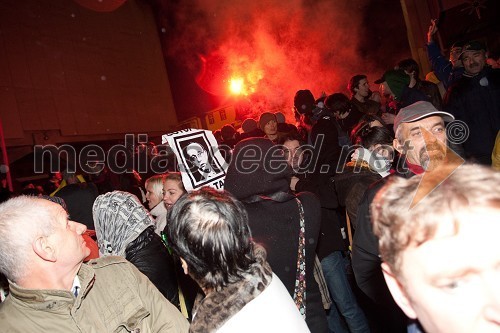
[217,273,311,333]
[166,188,310,333]
[225,138,327,332]
[414,79,442,109]
[125,225,179,306]
[294,96,365,332]
[242,192,321,295]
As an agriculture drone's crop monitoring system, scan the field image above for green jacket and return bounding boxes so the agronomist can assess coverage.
[0,256,189,333]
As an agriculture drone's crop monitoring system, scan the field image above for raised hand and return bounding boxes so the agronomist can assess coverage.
[427,19,438,43]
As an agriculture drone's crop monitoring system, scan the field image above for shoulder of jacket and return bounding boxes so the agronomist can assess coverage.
[86,256,129,269]
[295,191,321,207]
[296,191,316,199]
[319,114,337,122]
[314,116,336,128]
[447,78,468,94]
[364,176,390,199]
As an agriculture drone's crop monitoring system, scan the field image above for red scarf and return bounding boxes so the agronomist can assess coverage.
[406,160,425,175]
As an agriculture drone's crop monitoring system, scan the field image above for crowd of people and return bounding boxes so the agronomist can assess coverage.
[1,20,500,333]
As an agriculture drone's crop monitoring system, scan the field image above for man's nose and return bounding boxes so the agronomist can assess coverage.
[422,128,438,143]
[73,221,87,234]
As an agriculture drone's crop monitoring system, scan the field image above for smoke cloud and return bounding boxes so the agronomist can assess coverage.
[162,0,410,121]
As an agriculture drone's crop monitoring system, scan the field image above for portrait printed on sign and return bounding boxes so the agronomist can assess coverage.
[167,130,226,190]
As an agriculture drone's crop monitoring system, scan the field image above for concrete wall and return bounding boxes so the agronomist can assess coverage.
[0,0,178,148]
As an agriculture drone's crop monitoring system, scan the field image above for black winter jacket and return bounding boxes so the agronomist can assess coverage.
[351,168,413,333]
[444,66,500,164]
[334,165,381,229]
[126,226,179,308]
[242,192,327,333]
[298,115,345,259]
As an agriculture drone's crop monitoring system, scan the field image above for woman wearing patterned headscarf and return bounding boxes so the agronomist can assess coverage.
[93,191,179,308]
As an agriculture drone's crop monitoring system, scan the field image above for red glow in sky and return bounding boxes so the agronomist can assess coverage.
[196,51,264,98]
[229,77,244,95]
[165,0,411,121]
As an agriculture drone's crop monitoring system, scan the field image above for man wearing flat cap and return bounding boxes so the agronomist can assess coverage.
[352,101,458,332]
[444,40,500,165]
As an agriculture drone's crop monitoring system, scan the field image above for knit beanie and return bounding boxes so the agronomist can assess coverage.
[294,89,315,114]
[258,112,277,130]
[221,124,236,140]
[241,118,258,133]
[384,69,410,101]
[274,112,286,124]
[224,138,292,200]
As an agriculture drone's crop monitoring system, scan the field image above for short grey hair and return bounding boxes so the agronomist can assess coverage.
[394,125,404,147]
[0,196,59,282]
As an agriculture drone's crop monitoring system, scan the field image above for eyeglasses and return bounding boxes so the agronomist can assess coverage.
[189,150,204,161]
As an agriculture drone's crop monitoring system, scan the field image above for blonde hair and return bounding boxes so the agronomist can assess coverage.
[145,174,166,199]
[164,172,186,194]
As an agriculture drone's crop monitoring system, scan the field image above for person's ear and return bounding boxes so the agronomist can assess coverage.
[180,258,189,275]
[33,236,57,262]
[393,138,404,155]
[369,143,381,152]
[381,262,417,319]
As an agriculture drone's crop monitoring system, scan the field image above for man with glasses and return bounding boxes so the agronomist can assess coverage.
[185,142,220,183]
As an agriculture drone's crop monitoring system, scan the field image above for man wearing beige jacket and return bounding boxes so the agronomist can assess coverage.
[0,196,189,333]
